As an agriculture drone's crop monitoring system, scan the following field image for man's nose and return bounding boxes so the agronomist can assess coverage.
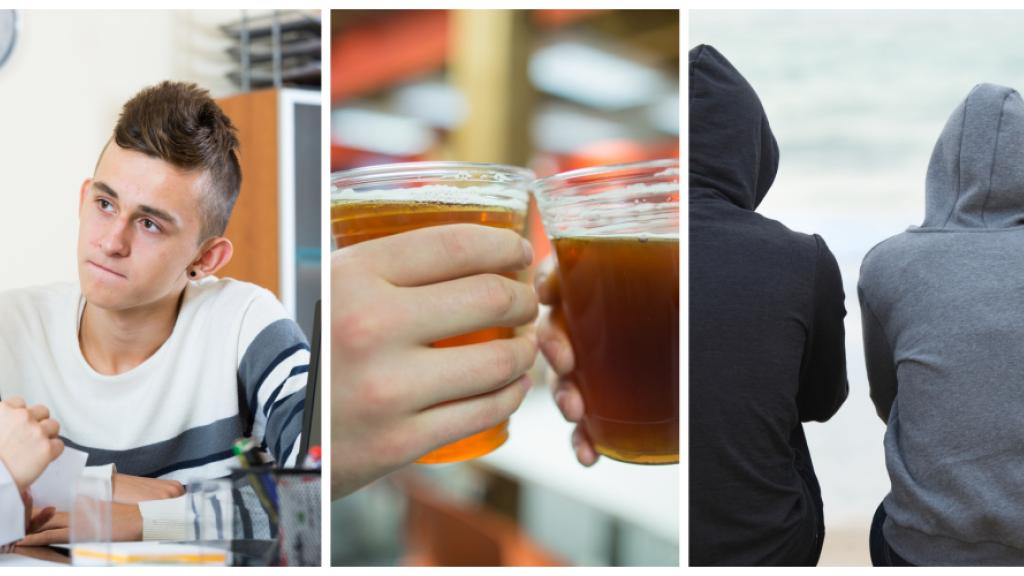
[99,217,131,257]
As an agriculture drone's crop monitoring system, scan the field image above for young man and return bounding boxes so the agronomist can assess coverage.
[860,83,1024,566]
[0,81,309,543]
[688,45,848,566]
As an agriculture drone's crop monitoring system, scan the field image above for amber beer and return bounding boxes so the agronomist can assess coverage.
[332,163,532,464]
[554,235,679,463]
[535,159,679,464]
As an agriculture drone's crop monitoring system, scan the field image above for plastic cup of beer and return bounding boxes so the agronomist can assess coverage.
[331,162,533,464]
[533,159,679,465]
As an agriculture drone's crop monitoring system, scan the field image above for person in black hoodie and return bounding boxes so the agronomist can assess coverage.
[689,44,849,566]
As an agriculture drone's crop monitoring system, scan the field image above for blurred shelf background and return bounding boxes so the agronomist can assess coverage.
[222,9,321,90]
[329,9,679,263]
[215,9,322,340]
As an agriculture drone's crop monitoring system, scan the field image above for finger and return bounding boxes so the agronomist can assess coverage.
[534,257,560,305]
[414,375,532,453]
[399,274,538,343]
[21,490,31,510]
[18,528,69,547]
[26,404,49,422]
[37,511,68,532]
[572,425,599,467]
[552,379,585,423]
[538,309,575,375]
[168,480,185,497]
[397,334,538,410]
[28,507,55,533]
[38,418,60,438]
[347,224,533,287]
[49,438,64,460]
[3,396,26,409]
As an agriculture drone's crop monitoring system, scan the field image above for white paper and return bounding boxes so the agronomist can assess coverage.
[29,447,89,510]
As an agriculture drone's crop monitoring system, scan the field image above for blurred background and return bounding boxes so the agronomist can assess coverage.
[330,9,679,567]
[689,9,1024,566]
[0,9,321,341]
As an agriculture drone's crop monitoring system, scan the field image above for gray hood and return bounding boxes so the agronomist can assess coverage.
[924,83,1024,229]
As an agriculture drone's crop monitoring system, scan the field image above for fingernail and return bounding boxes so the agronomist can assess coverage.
[520,238,534,265]
[542,338,566,370]
[554,390,566,413]
[539,336,556,360]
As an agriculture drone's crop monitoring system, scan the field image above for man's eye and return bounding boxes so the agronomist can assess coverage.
[141,219,160,232]
[97,198,113,211]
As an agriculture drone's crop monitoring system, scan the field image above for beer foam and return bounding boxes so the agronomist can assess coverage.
[333,184,528,212]
[537,181,679,238]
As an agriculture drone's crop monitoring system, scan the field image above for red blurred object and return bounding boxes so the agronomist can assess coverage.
[332,10,449,103]
[401,474,566,566]
[330,144,430,173]
[559,138,678,174]
[531,9,603,28]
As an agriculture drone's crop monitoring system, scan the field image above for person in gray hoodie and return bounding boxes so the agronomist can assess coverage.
[859,83,1024,566]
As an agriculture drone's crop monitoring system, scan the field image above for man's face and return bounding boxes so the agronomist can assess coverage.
[78,143,207,312]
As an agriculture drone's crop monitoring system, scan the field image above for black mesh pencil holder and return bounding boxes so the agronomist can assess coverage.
[229,467,321,566]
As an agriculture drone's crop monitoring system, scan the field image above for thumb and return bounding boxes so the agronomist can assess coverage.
[49,438,64,460]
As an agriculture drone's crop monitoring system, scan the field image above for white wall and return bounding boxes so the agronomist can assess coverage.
[0,9,263,290]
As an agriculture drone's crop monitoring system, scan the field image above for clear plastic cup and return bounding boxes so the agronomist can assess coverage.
[187,478,235,541]
[70,475,112,566]
[533,159,680,464]
[331,162,534,464]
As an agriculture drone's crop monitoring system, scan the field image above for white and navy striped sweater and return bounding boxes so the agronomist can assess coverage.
[0,278,309,483]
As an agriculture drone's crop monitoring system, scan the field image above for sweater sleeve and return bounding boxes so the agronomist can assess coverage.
[797,235,849,422]
[858,284,899,423]
[236,290,310,468]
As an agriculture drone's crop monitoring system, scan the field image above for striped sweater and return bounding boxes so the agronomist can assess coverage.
[0,279,309,483]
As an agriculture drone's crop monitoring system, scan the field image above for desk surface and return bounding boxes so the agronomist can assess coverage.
[0,546,70,566]
[479,385,679,542]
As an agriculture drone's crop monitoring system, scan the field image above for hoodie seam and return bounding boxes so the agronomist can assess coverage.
[942,92,971,229]
[980,90,1014,228]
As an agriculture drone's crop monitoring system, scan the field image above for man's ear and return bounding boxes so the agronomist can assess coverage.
[189,237,234,280]
[79,179,92,211]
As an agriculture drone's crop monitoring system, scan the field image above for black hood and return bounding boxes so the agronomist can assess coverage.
[689,44,779,210]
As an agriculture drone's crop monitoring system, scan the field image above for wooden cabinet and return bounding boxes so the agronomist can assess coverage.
[217,88,322,339]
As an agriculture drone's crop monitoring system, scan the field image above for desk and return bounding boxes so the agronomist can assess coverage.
[0,546,70,566]
[479,385,679,542]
